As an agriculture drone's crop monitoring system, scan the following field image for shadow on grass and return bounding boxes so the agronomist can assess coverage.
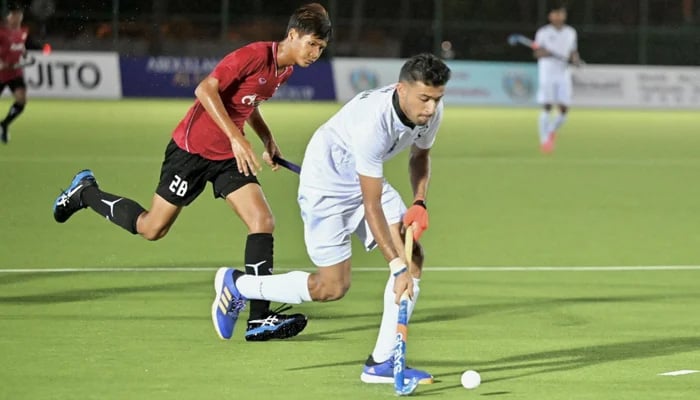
[416,336,700,395]
[0,272,92,286]
[0,279,210,304]
[304,291,699,338]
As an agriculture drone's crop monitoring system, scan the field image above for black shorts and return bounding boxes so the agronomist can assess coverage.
[0,77,26,94]
[155,139,260,207]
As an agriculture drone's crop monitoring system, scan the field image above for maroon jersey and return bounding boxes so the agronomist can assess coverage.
[0,25,28,82]
[172,41,293,160]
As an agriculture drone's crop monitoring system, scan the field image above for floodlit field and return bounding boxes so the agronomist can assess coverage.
[1,99,699,399]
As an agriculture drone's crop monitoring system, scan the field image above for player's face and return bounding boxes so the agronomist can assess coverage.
[548,9,567,26]
[290,30,327,67]
[396,81,445,126]
[6,11,23,28]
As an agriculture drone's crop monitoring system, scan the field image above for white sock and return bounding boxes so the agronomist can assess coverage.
[538,111,551,144]
[370,276,421,363]
[235,271,312,304]
[548,113,567,133]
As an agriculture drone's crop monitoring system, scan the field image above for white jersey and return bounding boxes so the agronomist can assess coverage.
[299,84,442,196]
[534,24,577,80]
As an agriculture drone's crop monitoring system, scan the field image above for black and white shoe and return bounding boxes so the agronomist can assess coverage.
[244,304,308,341]
[53,169,98,223]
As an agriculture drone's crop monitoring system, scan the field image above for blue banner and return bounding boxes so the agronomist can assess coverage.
[120,56,335,100]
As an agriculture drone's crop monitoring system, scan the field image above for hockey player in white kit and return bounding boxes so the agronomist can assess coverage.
[211,53,451,385]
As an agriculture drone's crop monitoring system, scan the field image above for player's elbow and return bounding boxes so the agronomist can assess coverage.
[194,77,218,101]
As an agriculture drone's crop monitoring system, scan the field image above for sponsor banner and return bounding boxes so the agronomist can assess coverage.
[332,58,404,102]
[22,51,121,99]
[333,58,537,105]
[444,61,537,106]
[120,56,335,100]
[120,56,217,98]
[572,64,700,108]
[272,60,335,101]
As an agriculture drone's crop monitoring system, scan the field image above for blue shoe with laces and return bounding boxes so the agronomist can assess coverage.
[211,267,247,340]
[360,355,434,385]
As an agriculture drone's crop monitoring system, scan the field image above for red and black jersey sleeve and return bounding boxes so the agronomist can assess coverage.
[210,46,265,91]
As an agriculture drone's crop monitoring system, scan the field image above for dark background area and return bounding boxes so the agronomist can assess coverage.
[5,0,700,65]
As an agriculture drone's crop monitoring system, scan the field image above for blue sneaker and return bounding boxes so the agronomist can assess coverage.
[212,267,247,340]
[244,304,308,342]
[360,355,434,385]
[53,169,98,223]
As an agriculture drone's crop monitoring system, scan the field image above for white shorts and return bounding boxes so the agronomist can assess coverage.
[297,182,406,267]
[537,75,572,106]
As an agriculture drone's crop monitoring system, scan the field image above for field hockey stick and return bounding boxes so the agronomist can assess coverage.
[507,33,585,66]
[272,155,301,174]
[1,55,35,70]
[394,225,419,396]
[15,54,36,68]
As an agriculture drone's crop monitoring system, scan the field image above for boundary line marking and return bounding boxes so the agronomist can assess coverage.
[2,265,700,273]
[658,370,699,376]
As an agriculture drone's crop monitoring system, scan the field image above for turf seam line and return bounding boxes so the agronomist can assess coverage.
[2,265,700,273]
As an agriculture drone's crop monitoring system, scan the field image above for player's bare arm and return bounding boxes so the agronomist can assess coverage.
[194,76,261,176]
[403,145,431,241]
[533,47,551,59]
[570,50,582,66]
[408,145,430,204]
[358,174,414,303]
[246,107,281,171]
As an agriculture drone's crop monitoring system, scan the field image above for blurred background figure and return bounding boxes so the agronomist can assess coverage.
[533,4,581,154]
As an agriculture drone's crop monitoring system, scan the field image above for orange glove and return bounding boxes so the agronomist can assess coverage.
[403,200,428,241]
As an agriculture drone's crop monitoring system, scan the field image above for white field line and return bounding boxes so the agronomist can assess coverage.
[2,155,700,167]
[658,370,699,376]
[2,265,700,273]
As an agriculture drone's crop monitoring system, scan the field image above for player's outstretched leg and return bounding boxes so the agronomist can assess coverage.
[211,267,248,340]
[53,169,98,223]
[244,304,308,341]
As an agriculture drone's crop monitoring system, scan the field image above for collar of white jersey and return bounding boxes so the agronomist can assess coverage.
[392,90,416,129]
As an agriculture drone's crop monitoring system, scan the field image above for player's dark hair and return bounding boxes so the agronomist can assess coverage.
[399,53,451,87]
[7,2,24,13]
[549,1,567,12]
[287,3,332,42]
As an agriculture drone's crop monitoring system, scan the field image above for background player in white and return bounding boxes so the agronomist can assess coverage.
[212,53,451,385]
[534,4,581,153]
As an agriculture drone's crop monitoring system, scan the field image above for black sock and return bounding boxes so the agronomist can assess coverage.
[245,233,273,321]
[2,102,24,126]
[80,186,146,234]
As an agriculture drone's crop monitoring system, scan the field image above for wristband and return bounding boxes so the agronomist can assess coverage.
[389,257,407,276]
[413,199,427,210]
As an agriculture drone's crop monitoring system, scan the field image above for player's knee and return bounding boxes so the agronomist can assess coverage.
[249,211,275,233]
[141,227,168,241]
[311,277,351,302]
[137,216,171,241]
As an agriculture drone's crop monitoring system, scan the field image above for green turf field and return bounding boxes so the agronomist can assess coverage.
[1,99,699,399]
